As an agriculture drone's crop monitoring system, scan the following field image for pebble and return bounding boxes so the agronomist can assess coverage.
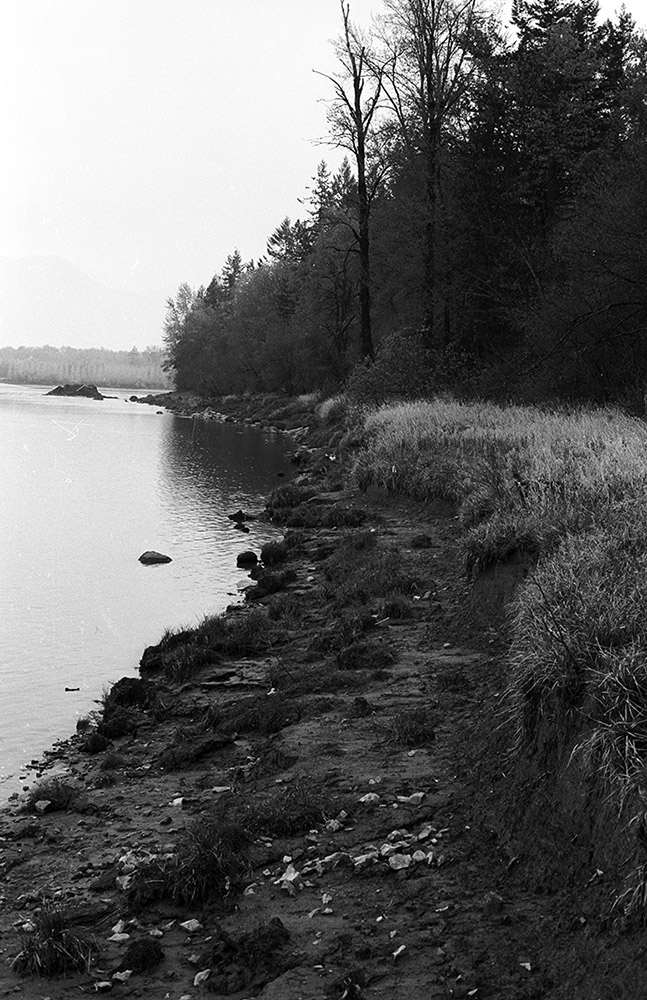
[179,919,203,933]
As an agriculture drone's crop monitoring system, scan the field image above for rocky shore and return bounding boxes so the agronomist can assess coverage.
[0,400,643,998]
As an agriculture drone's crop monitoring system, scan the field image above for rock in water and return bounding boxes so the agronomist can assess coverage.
[236,550,258,567]
[139,550,172,564]
[45,383,106,400]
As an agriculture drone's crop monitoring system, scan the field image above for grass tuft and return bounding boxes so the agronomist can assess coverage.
[385,707,436,747]
[26,778,79,813]
[12,903,94,977]
[241,778,331,837]
[129,818,249,908]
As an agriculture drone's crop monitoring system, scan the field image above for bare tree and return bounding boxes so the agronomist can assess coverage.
[316,1,389,360]
[379,0,484,348]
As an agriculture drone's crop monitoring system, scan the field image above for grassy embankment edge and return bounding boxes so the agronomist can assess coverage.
[351,396,647,923]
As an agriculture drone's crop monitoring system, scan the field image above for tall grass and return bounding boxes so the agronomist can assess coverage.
[354,397,647,916]
[353,398,647,570]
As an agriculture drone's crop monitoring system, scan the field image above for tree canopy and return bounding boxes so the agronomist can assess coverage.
[162,0,647,408]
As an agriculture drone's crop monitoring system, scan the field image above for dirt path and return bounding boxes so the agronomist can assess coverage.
[0,477,632,999]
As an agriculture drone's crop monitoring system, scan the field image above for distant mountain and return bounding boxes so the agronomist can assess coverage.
[0,255,165,350]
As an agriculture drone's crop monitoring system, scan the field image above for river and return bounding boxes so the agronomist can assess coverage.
[0,384,291,799]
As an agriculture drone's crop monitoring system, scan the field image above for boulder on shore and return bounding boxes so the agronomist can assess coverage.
[46,383,107,400]
[236,550,258,567]
[139,550,172,565]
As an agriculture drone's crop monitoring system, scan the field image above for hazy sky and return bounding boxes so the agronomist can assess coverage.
[1,0,381,301]
[0,0,643,308]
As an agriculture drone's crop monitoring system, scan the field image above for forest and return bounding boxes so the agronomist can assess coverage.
[162,0,647,410]
[0,345,169,390]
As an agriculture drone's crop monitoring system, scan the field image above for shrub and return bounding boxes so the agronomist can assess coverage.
[346,330,476,406]
[12,903,94,976]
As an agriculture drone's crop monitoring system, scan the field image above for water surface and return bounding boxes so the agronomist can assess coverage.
[0,384,290,796]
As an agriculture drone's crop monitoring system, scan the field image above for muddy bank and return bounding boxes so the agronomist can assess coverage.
[0,414,645,998]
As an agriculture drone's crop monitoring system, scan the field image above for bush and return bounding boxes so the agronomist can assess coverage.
[346,329,476,406]
[260,539,289,566]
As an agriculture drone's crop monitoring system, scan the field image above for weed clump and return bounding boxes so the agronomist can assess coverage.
[386,707,436,747]
[242,778,330,837]
[12,903,94,976]
[222,693,301,735]
[26,778,79,813]
[129,818,249,908]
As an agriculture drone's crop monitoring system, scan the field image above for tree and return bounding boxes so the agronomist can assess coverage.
[318,1,389,360]
[378,0,488,348]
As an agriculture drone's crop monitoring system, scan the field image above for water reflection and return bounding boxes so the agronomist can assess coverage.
[0,389,292,798]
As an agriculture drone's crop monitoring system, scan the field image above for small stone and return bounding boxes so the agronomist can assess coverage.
[194,969,211,986]
[179,919,203,934]
[34,799,52,814]
[359,792,381,805]
[412,850,427,863]
[396,792,425,805]
[388,854,412,870]
[112,970,132,982]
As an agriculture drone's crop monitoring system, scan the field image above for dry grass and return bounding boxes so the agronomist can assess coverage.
[353,398,647,570]
[355,396,647,920]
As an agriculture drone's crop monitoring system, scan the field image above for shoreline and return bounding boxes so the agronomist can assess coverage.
[1,395,645,997]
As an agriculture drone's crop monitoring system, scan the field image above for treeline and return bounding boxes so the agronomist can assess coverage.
[164,0,647,408]
[0,345,169,390]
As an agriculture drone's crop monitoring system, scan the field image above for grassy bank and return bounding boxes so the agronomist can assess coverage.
[353,396,647,921]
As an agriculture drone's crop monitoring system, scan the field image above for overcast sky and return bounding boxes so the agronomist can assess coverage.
[0,0,643,344]
[0,0,382,301]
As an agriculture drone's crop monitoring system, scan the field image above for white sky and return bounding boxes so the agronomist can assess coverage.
[1,0,644,306]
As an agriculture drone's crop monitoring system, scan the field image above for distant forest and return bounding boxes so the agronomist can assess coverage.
[0,345,169,390]
[163,0,647,409]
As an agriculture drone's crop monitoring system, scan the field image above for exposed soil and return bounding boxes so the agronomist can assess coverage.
[1,429,644,998]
